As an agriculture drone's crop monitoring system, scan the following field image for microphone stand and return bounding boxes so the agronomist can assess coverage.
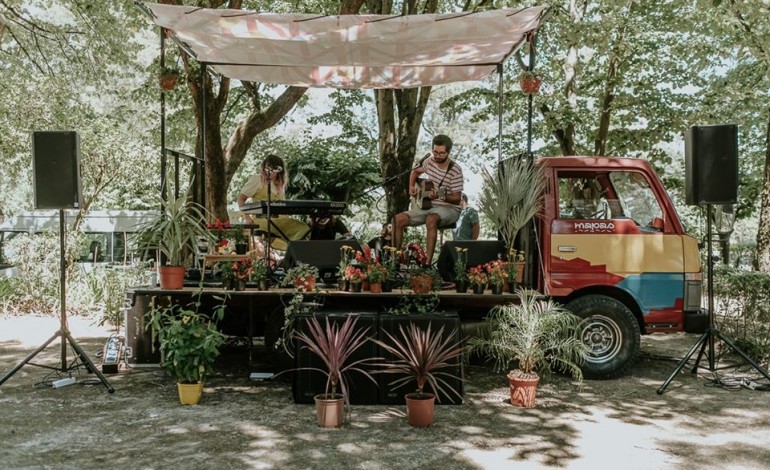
[264,169,274,281]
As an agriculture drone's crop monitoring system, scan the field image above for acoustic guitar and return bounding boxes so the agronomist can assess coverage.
[410,179,448,211]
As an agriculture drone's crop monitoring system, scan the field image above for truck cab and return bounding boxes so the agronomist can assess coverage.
[535,157,704,378]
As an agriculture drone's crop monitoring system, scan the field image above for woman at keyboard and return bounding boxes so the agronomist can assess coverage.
[236,154,310,250]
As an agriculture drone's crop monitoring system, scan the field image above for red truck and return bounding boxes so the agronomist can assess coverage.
[533,156,705,378]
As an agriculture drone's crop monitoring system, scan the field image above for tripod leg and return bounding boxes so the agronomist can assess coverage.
[691,329,711,374]
[657,330,709,395]
[64,331,115,393]
[0,331,62,387]
[713,329,770,382]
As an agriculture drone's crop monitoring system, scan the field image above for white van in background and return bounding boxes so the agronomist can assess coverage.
[0,210,156,273]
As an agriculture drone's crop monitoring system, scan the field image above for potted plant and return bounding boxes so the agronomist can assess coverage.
[408,264,439,294]
[232,258,253,291]
[519,70,542,95]
[381,246,401,292]
[343,265,366,292]
[218,261,235,290]
[159,66,180,90]
[146,294,225,405]
[293,315,378,428]
[478,157,544,286]
[133,196,214,289]
[373,322,464,427]
[231,226,250,254]
[467,288,586,407]
[467,265,488,294]
[252,258,269,290]
[337,244,355,291]
[486,260,508,295]
[453,246,469,293]
[507,249,526,290]
[366,263,388,293]
[283,263,319,291]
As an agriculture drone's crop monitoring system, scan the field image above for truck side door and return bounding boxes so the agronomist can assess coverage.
[546,170,687,325]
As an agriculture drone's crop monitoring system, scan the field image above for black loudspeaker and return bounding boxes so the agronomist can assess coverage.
[31,131,83,209]
[436,240,507,282]
[685,124,738,205]
[378,312,463,405]
[281,239,363,284]
[292,309,379,405]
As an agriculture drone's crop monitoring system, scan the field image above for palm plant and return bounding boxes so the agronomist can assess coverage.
[478,157,545,256]
[468,288,585,381]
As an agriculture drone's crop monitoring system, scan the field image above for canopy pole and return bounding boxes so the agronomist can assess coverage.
[160,27,167,206]
[526,32,536,166]
[200,63,207,209]
[496,63,504,164]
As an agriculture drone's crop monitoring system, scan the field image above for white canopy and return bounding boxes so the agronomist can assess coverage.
[141,2,548,89]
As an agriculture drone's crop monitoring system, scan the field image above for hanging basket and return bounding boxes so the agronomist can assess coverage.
[519,73,542,95]
[159,72,179,90]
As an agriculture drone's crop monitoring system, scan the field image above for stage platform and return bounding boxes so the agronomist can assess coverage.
[124,284,516,367]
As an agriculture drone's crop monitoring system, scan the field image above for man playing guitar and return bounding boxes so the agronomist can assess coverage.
[393,134,464,265]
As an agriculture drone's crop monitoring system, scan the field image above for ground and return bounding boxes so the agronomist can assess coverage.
[1,315,770,470]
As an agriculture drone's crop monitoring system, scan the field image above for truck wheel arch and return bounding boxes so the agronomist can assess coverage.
[565,294,641,380]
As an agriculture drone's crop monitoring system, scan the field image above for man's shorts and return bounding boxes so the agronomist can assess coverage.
[405,204,461,227]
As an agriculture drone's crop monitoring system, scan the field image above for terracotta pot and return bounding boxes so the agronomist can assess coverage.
[405,392,435,427]
[314,394,344,428]
[177,382,203,405]
[294,275,315,291]
[455,279,468,293]
[411,274,433,294]
[369,282,382,293]
[507,370,540,408]
[158,266,185,290]
[511,261,525,284]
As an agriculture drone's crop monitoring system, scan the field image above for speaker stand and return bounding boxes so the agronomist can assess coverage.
[657,205,770,394]
[0,210,114,393]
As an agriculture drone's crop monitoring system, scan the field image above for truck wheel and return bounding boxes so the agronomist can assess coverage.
[565,295,640,380]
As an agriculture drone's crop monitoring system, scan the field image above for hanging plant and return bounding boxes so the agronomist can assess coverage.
[159,67,180,91]
[519,71,542,95]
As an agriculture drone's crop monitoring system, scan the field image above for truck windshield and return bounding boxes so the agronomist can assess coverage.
[558,171,663,227]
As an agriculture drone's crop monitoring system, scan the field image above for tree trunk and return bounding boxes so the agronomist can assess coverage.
[756,110,770,272]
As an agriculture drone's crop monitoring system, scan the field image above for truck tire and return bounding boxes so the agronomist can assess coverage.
[565,295,640,380]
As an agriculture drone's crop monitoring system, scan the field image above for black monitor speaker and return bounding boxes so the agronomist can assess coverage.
[436,240,507,282]
[281,239,363,284]
[684,124,738,205]
[32,131,82,209]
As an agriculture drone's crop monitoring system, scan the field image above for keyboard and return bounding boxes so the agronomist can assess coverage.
[241,200,346,216]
